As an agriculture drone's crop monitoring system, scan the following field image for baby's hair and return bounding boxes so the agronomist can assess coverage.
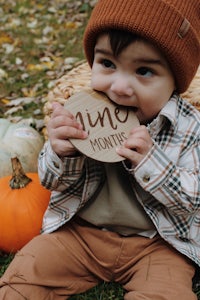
[107,29,142,57]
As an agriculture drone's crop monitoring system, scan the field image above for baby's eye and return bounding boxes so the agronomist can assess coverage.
[101,59,115,69]
[136,67,154,77]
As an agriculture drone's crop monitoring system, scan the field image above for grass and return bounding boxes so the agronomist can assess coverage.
[0,253,14,277]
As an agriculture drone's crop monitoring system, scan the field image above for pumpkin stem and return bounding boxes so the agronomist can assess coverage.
[9,157,32,189]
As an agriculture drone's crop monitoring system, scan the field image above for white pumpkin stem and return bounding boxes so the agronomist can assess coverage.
[9,157,32,189]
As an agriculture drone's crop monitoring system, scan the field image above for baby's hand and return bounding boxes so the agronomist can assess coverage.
[116,125,153,167]
[47,102,88,157]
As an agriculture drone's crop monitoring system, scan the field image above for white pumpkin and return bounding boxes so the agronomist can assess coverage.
[0,119,44,177]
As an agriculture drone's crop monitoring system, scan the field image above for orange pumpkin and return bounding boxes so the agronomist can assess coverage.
[0,157,51,253]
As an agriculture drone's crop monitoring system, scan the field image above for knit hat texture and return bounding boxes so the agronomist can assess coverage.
[83,0,200,93]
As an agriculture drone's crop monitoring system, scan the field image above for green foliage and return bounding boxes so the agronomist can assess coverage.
[0,253,14,277]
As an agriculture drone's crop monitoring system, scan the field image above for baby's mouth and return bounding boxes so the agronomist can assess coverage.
[105,94,139,114]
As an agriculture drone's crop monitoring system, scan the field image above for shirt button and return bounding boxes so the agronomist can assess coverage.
[143,174,150,183]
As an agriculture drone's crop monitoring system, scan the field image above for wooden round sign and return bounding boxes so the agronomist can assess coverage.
[64,90,139,162]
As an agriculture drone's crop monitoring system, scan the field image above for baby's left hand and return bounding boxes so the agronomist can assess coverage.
[116,125,153,168]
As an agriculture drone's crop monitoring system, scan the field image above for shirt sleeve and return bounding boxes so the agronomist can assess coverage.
[38,141,105,233]
[38,140,86,191]
[132,141,200,215]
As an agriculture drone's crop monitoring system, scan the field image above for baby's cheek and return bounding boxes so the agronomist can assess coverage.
[91,77,105,92]
[90,77,96,89]
[90,73,97,87]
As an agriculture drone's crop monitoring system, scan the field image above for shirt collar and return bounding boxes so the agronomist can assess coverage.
[147,93,179,137]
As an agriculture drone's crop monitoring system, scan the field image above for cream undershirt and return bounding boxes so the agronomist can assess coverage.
[79,162,156,237]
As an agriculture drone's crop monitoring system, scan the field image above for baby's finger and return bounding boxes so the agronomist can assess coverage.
[51,139,77,157]
[116,146,142,166]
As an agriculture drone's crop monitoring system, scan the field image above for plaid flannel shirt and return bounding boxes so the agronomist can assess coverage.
[38,93,200,274]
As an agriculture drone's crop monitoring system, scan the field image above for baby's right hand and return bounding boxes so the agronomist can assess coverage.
[47,102,88,157]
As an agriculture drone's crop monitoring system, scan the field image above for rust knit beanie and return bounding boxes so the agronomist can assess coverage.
[83,0,200,93]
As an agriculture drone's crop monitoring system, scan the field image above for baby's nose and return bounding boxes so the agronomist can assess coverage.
[111,76,134,96]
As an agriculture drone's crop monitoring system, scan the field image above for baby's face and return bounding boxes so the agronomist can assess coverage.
[91,34,175,125]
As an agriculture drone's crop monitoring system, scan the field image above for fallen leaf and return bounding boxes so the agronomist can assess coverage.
[0,32,13,45]
[5,97,35,107]
[4,106,23,115]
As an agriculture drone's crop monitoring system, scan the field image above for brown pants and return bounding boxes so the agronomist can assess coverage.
[0,220,196,300]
